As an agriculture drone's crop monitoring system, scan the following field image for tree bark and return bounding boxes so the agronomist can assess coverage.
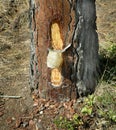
[29,0,99,101]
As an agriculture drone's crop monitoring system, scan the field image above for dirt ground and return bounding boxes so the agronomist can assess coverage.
[96,0,116,48]
[0,1,33,129]
[0,0,116,130]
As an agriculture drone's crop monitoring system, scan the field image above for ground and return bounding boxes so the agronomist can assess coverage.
[0,0,116,130]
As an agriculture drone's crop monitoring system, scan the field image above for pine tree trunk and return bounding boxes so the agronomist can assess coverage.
[29,0,77,101]
[29,0,99,101]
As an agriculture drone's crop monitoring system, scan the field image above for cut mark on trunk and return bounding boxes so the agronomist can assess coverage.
[50,23,63,87]
[51,68,62,87]
[51,23,63,50]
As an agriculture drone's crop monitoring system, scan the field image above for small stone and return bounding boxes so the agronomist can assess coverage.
[39,111,43,114]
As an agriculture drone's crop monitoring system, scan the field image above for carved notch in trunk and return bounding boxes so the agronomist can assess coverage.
[50,23,63,87]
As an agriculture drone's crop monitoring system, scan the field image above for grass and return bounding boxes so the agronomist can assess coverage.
[54,92,116,130]
[97,91,116,121]
[99,44,116,85]
[54,114,83,130]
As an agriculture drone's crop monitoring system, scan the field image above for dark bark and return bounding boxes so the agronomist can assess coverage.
[73,0,100,96]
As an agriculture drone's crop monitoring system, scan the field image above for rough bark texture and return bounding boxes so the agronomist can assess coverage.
[29,0,99,101]
[74,0,99,96]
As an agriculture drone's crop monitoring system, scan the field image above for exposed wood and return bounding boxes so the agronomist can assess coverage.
[51,23,63,50]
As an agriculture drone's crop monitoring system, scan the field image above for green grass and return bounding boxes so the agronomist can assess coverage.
[99,44,116,84]
[54,114,83,130]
